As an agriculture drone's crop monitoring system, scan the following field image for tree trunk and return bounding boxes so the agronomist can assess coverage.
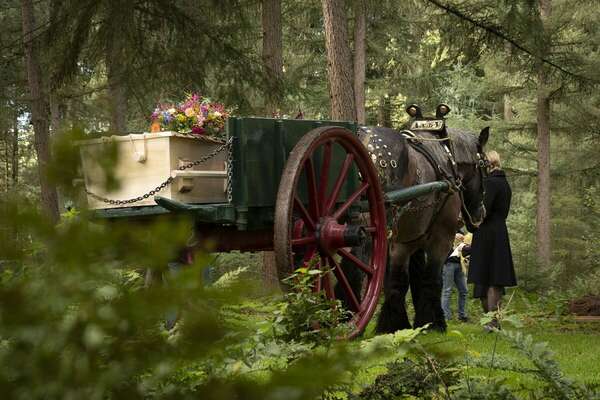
[321,0,356,121]
[50,93,65,134]
[12,119,18,187]
[261,251,280,290]
[262,0,283,116]
[503,42,513,121]
[4,131,9,192]
[260,1,283,286]
[21,0,59,223]
[503,94,512,121]
[536,0,552,268]
[377,95,391,127]
[353,0,366,124]
[106,41,128,133]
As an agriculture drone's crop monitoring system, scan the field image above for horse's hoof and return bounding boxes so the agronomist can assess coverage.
[375,321,412,334]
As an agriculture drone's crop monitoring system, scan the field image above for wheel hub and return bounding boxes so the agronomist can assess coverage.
[317,217,366,253]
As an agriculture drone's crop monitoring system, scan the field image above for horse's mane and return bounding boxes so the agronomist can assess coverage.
[447,128,479,165]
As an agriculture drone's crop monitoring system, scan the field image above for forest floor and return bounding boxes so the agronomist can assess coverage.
[211,250,600,396]
[227,285,600,396]
[359,288,600,392]
[419,320,600,387]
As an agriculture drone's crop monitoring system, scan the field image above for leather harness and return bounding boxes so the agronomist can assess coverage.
[395,127,486,244]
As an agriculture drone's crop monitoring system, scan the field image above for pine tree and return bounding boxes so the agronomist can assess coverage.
[21,0,59,223]
[262,0,284,116]
[321,0,356,121]
[353,0,367,124]
[536,0,552,268]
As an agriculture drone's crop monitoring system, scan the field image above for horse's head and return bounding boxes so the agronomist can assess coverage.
[449,127,490,232]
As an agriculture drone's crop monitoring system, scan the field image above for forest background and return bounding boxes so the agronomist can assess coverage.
[0,0,600,397]
[2,0,598,286]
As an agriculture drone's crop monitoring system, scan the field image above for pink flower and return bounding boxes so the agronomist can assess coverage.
[192,126,205,135]
[211,103,225,113]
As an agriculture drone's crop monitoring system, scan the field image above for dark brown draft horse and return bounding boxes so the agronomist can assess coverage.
[338,104,489,333]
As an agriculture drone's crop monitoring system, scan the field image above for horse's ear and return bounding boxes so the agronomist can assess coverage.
[436,104,451,118]
[406,104,423,119]
[479,127,490,147]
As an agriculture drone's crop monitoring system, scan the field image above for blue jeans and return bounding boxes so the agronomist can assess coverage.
[441,261,468,320]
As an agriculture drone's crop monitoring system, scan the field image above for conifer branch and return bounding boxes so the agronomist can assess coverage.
[423,0,600,84]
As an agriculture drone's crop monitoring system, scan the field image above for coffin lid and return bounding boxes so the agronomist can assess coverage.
[77,131,225,146]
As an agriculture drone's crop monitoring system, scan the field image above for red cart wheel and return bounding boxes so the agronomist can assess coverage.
[274,126,387,338]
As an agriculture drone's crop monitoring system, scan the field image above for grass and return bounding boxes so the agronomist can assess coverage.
[349,287,600,396]
[414,288,600,391]
[429,321,600,386]
[217,279,600,396]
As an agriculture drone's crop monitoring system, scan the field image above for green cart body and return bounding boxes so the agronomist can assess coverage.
[89,117,396,337]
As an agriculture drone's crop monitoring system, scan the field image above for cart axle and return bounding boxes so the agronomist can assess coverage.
[317,218,366,252]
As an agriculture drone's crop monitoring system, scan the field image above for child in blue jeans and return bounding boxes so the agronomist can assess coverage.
[441,233,471,322]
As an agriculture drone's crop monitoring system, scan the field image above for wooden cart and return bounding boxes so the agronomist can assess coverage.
[82,117,448,337]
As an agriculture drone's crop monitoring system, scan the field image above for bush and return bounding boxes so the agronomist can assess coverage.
[272,267,353,344]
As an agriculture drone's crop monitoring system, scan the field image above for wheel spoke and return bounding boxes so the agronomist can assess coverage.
[318,141,333,206]
[304,157,320,218]
[292,236,316,247]
[332,182,369,220]
[294,245,317,270]
[294,197,316,231]
[338,248,374,276]
[324,153,354,216]
[329,256,360,312]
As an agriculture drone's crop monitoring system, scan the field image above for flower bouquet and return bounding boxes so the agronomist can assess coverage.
[150,93,229,137]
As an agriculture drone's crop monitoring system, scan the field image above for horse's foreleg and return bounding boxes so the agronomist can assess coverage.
[376,250,411,333]
[413,253,447,332]
[408,249,426,314]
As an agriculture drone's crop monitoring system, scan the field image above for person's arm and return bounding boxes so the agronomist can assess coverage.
[483,178,497,218]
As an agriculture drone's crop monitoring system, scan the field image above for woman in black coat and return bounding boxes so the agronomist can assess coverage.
[467,151,516,328]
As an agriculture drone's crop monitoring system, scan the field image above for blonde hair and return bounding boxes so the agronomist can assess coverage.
[487,150,501,170]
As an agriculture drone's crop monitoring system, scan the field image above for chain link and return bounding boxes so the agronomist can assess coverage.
[225,137,234,203]
[86,137,234,206]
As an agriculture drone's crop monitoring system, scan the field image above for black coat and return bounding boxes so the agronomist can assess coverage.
[467,170,517,289]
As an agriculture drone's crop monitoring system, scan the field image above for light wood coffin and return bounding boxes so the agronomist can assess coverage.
[79,132,227,209]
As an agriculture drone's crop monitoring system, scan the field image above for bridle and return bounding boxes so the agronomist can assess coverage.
[458,146,489,231]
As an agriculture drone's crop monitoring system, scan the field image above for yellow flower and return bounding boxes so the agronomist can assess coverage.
[184,107,196,117]
[177,114,186,123]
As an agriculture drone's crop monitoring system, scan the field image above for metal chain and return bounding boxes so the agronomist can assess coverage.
[225,137,234,203]
[86,137,234,206]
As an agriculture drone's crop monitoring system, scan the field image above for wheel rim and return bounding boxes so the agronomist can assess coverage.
[274,126,387,338]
